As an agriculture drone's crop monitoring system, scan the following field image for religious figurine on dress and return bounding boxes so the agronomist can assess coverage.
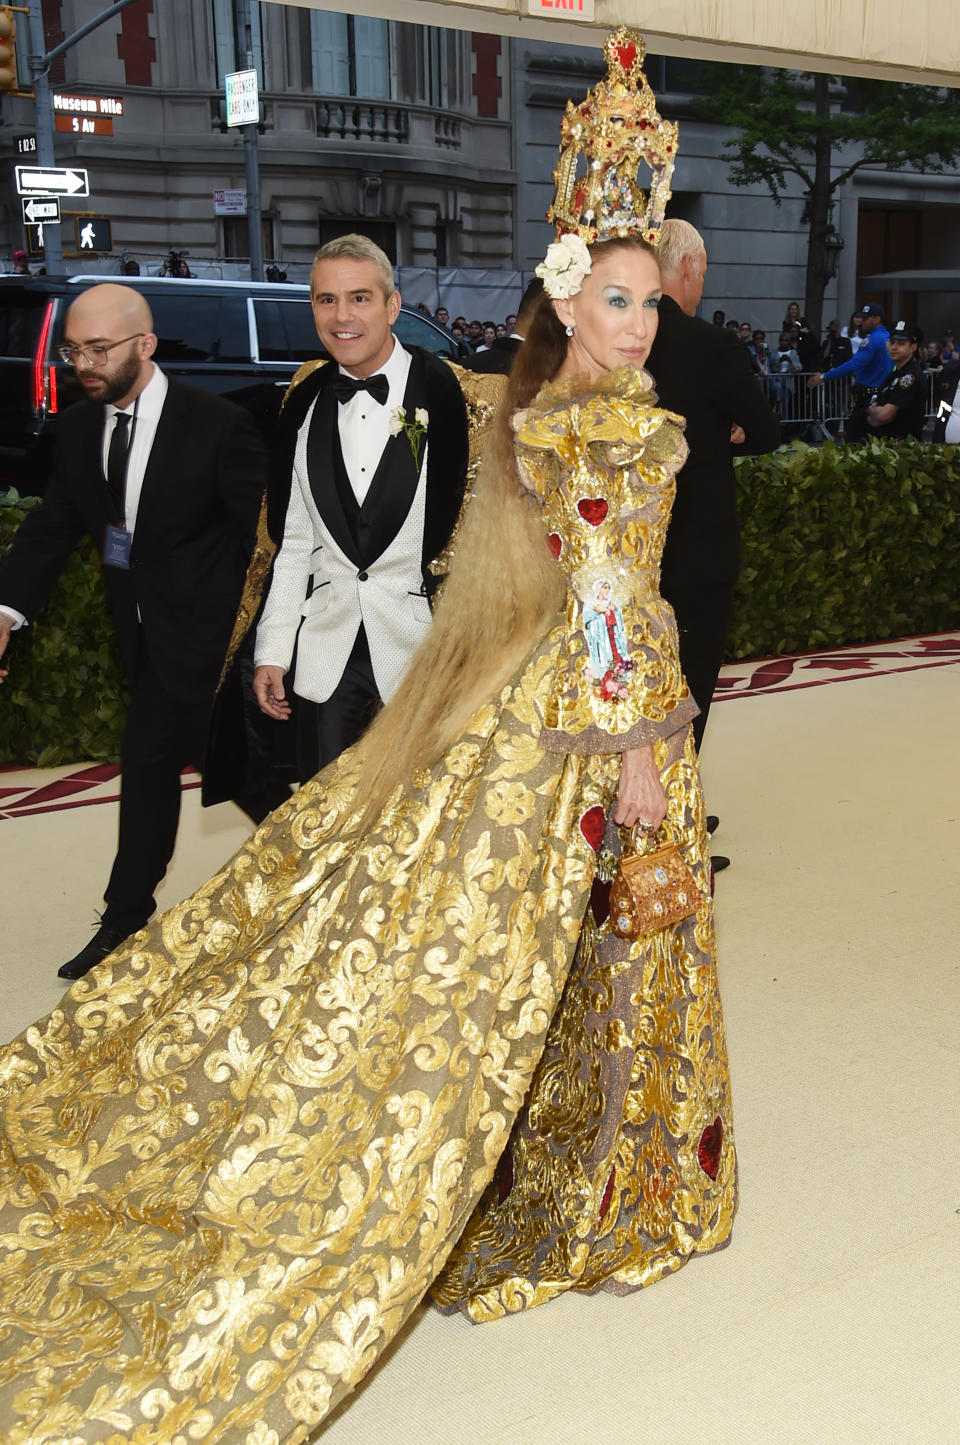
[0,30,736,1442]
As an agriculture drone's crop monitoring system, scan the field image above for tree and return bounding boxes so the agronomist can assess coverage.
[694,67,960,335]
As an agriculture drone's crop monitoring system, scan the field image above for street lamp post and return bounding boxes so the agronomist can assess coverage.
[25,0,62,274]
[823,227,845,284]
[232,0,264,282]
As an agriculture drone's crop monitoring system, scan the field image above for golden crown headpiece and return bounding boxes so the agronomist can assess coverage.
[547,28,678,247]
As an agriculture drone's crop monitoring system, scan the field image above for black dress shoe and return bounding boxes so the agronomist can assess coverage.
[706,815,720,835]
[58,921,134,981]
[711,854,731,873]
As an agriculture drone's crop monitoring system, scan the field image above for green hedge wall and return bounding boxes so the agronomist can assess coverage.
[0,488,127,766]
[728,438,960,659]
[2,440,959,764]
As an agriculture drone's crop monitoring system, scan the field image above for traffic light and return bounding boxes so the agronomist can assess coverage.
[0,6,17,93]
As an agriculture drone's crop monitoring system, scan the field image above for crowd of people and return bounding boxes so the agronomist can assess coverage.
[411,294,958,436]
[413,300,520,351]
[705,301,958,438]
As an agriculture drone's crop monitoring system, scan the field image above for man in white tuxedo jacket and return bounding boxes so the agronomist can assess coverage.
[253,235,469,780]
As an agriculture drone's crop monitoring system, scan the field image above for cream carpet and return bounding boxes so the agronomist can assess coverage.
[2,652,958,1444]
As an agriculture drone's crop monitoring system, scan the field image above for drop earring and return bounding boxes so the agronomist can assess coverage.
[565,325,575,337]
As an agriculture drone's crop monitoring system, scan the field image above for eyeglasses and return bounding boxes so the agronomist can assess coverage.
[57,333,145,367]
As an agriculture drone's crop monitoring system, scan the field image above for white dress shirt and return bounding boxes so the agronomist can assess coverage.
[100,361,168,535]
[337,338,412,505]
[0,364,169,631]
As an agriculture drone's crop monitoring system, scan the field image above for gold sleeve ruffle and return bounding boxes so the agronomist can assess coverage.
[515,365,696,754]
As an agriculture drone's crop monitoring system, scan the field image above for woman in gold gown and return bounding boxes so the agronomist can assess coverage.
[0,239,736,1442]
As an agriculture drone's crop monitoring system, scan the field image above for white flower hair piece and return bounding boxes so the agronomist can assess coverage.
[535,233,592,300]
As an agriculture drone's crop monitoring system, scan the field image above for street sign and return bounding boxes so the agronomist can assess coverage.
[53,92,123,117]
[15,165,89,197]
[22,195,60,224]
[224,69,259,127]
[14,134,37,156]
[213,187,247,216]
[526,0,595,15]
[56,114,114,137]
[75,216,112,252]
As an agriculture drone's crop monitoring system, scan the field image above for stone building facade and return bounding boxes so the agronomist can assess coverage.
[0,1,515,277]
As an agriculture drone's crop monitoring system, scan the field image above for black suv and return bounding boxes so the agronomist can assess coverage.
[0,275,469,494]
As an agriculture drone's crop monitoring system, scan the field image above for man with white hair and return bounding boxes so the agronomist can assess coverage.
[647,219,780,861]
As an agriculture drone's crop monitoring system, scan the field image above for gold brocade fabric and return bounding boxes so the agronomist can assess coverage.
[0,367,735,1443]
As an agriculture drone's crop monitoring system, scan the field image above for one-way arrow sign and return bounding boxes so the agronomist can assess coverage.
[22,196,61,224]
[15,165,89,198]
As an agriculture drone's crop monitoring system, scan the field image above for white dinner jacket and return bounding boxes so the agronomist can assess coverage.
[254,394,432,705]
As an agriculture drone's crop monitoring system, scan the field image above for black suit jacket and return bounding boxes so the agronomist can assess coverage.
[465,338,522,376]
[647,296,780,589]
[0,376,267,702]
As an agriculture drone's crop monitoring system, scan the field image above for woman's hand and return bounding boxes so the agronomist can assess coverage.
[613,744,668,830]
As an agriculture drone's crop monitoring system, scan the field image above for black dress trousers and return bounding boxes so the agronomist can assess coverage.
[662,581,735,754]
[294,625,381,784]
[103,639,212,932]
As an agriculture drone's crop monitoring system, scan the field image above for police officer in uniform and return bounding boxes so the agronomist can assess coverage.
[808,300,891,441]
[866,320,926,440]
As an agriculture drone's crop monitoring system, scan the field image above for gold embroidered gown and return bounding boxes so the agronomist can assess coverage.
[0,368,736,1443]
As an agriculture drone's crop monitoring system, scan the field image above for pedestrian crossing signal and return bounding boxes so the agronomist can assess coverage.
[0,7,18,93]
[74,216,112,253]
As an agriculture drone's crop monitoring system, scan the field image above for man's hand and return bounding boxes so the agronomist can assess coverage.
[729,424,746,445]
[0,616,12,683]
[807,373,823,389]
[253,664,292,721]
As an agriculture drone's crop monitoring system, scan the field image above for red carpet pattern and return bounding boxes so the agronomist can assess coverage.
[715,630,960,701]
[0,762,200,820]
[2,631,958,818]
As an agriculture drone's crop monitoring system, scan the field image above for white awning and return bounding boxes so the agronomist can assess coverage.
[266,0,960,89]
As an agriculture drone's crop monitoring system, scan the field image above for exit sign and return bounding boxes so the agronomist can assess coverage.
[527,0,595,16]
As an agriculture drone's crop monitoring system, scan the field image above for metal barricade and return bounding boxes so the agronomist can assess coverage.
[758,369,940,440]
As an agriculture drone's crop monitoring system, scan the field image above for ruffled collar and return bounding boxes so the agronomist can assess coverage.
[529,363,659,415]
[512,364,662,435]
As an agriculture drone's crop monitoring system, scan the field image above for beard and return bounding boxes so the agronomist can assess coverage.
[84,349,143,405]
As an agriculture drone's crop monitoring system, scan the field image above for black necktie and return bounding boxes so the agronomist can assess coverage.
[332,372,390,406]
[107,412,131,518]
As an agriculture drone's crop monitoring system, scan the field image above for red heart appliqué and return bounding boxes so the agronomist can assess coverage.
[547,532,562,559]
[577,498,608,527]
[579,804,607,854]
[616,42,637,70]
[697,1117,724,1180]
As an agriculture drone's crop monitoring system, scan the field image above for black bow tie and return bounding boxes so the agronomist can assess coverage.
[332,372,390,406]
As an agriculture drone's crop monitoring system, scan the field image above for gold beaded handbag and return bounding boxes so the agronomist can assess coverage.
[608,825,700,940]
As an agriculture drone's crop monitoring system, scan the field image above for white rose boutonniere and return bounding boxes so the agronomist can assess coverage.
[535,232,592,300]
[390,405,429,466]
